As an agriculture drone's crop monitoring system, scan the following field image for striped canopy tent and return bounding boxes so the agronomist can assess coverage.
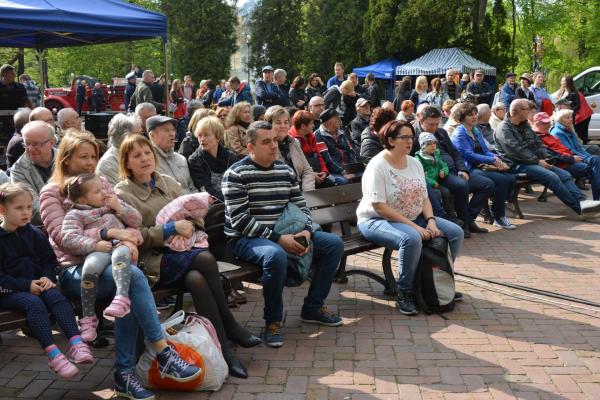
[395,48,496,77]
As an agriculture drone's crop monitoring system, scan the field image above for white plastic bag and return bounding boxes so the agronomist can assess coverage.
[135,310,228,391]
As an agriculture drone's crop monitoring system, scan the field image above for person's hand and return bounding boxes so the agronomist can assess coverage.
[539,159,551,169]
[105,194,122,213]
[439,171,445,179]
[434,183,439,188]
[175,220,194,239]
[315,172,327,184]
[94,240,113,252]
[458,171,470,181]
[317,77,324,86]
[574,155,584,163]
[30,280,43,295]
[120,241,139,264]
[414,225,432,241]
[38,277,56,291]
[426,219,442,237]
[109,229,143,245]
[295,230,312,256]
[277,234,307,256]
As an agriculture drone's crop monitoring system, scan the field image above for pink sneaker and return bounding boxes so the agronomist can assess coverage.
[49,353,79,379]
[68,342,94,364]
[103,295,131,319]
[79,316,98,343]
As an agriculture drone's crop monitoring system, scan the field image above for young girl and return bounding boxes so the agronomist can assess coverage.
[0,182,93,379]
[61,173,142,343]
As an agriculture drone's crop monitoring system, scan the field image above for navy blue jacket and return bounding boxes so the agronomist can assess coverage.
[218,83,253,107]
[0,224,58,293]
[315,127,357,175]
[255,79,284,107]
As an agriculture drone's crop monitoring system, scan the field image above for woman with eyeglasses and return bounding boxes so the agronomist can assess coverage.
[356,120,464,316]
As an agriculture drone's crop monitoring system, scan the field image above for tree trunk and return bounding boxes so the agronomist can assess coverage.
[511,0,516,71]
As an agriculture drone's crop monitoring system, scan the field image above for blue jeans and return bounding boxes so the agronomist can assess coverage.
[233,231,343,324]
[330,174,350,185]
[511,164,584,213]
[59,264,164,373]
[482,170,516,219]
[426,182,446,217]
[441,170,494,222]
[358,216,464,291]
[565,156,600,200]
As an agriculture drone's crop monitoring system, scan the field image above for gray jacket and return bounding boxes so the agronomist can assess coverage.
[96,146,120,186]
[154,146,198,194]
[493,119,547,167]
[11,151,55,224]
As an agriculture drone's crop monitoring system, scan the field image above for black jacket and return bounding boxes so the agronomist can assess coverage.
[350,115,369,148]
[413,123,468,174]
[360,127,383,165]
[289,88,307,109]
[365,84,381,108]
[0,224,58,293]
[515,87,535,102]
[178,134,199,159]
[188,144,237,201]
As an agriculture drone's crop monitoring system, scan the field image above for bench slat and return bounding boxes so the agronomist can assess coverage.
[304,183,362,208]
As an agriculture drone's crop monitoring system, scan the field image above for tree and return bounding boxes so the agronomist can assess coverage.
[247,0,304,79]
[163,0,237,82]
[302,0,369,79]
[363,0,401,61]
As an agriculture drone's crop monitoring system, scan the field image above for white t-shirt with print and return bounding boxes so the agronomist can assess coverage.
[356,152,428,223]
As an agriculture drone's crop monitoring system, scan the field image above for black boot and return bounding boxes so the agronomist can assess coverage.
[396,291,418,316]
[468,220,488,234]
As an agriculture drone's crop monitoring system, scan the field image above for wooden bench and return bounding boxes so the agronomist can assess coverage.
[303,183,396,296]
[510,174,550,219]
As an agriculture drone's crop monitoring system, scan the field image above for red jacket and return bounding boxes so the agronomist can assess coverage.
[289,126,328,174]
[533,128,575,169]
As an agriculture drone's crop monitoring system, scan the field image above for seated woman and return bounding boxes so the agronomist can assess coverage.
[96,113,138,186]
[114,134,261,379]
[360,107,397,165]
[188,116,237,201]
[40,132,200,400]
[224,101,253,158]
[450,102,516,230]
[265,105,317,191]
[178,107,216,159]
[356,120,464,316]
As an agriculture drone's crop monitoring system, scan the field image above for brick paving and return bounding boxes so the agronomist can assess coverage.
[2,187,600,399]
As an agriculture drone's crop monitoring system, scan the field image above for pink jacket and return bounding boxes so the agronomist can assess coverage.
[155,193,213,252]
[40,177,115,268]
[61,201,142,256]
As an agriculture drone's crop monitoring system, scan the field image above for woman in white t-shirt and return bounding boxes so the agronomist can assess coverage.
[356,120,464,316]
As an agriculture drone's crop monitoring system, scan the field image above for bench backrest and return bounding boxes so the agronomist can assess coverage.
[303,183,362,226]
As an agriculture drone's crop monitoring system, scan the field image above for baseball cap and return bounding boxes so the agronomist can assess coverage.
[126,71,136,79]
[319,108,339,123]
[419,132,437,148]
[533,112,551,124]
[356,98,370,108]
[262,65,274,72]
[146,115,177,133]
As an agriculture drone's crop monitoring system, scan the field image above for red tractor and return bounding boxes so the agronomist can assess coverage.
[44,75,126,113]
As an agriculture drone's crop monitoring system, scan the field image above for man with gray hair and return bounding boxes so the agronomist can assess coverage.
[129,70,163,113]
[6,107,31,169]
[274,68,290,107]
[96,113,137,185]
[11,120,57,224]
[29,106,55,127]
[135,102,157,136]
[57,107,81,132]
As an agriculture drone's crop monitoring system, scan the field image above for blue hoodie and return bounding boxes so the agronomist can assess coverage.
[0,224,58,294]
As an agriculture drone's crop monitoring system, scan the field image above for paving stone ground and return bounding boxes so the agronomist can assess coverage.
[2,187,600,399]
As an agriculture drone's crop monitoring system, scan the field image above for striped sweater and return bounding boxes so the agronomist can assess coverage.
[222,156,312,241]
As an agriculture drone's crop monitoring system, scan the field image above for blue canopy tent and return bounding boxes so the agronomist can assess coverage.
[353,58,401,101]
[395,48,497,88]
[0,0,168,105]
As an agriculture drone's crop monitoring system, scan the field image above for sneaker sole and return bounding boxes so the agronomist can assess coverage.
[162,368,202,383]
[114,390,155,400]
[264,338,284,347]
[396,306,418,316]
[300,317,343,327]
[493,223,516,230]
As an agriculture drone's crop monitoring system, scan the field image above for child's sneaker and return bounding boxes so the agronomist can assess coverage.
[49,353,79,379]
[103,295,131,319]
[79,316,98,342]
[156,345,201,382]
[68,342,94,364]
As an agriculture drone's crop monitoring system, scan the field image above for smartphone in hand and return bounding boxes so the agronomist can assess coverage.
[294,235,308,248]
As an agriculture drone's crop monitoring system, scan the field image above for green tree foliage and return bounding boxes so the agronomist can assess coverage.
[247,0,304,79]
[163,0,237,82]
[301,0,369,79]
[363,0,401,61]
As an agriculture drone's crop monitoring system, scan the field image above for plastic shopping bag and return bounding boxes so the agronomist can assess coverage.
[135,310,228,391]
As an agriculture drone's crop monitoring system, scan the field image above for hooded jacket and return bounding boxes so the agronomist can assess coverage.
[551,122,592,161]
[289,126,329,174]
[218,83,253,107]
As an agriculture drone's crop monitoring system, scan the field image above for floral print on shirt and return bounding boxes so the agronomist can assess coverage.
[387,168,427,221]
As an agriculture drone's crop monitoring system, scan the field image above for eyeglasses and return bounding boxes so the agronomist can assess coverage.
[23,138,53,149]
[396,135,414,142]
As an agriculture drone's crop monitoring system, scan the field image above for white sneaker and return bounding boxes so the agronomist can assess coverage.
[493,216,516,230]
[580,200,600,214]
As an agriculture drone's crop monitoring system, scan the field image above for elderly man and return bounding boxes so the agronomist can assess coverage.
[130,70,163,113]
[222,121,344,348]
[350,97,371,148]
[11,121,56,224]
[96,113,137,185]
[315,108,355,186]
[147,115,197,194]
[29,106,55,126]
[494,99,599,216]
[135,102,157,136]
[57,107,81,132]
[255,66,283,108]
[466,70,494,106]
[327,62,345,89]
[308,96,325,131]
[273,69,290,107]
[6,107,31,169]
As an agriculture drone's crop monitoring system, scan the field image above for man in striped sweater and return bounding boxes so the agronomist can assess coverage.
[222,121,344,348]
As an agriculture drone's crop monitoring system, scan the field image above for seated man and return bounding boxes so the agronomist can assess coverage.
[308,96,325,131]
[315,108,357,185]
[11,120,56,224]
[533,112,600,201]
[147,115,197,194]
[350,97,371,149]
[222,121,344,348]
[494,99,600,216]
[413,106,493,236]
[6,107,30,169]
[135,102,157,136]
[57,107,81,133]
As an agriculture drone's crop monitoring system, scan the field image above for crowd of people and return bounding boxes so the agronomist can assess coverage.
[0,58,598,399]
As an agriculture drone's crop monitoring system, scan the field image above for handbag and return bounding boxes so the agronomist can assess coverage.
[135,310,228,391]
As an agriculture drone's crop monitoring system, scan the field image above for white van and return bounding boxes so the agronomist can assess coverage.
[574,67,600,139]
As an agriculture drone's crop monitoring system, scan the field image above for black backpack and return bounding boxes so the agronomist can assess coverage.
[415,236,456,314]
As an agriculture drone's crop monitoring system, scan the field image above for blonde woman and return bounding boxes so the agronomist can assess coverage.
[224,101,252,158]
[409,75,429,106]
